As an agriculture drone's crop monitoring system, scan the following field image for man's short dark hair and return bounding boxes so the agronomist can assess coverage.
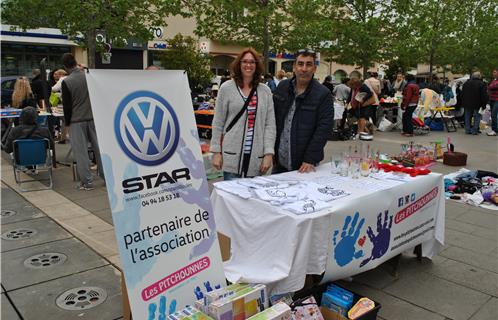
[62,53,77,69]
[341,77,350,84]
[405,74,415,81]
[294,48,316,61]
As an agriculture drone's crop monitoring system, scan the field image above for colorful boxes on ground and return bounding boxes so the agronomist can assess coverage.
[247,302,291,320]
[320,285,354,317]
[168,306,215,320]
[196,283,268,320]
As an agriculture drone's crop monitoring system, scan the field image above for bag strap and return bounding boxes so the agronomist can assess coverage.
[225,86,257,133]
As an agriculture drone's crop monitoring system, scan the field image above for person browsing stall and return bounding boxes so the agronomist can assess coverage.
[210,48,276,180]
[347,78,374,139]
[61,53,104,190]
[400,74,420,137]
[273,49,334,173]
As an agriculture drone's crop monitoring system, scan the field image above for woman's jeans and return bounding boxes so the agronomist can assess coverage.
[402,105,417,134]
[464,108,481,134]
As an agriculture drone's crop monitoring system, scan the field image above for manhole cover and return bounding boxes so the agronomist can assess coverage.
[24,253,67,269]
[1,228,37,240]
[56,287,107,311]
[1,210,17,217]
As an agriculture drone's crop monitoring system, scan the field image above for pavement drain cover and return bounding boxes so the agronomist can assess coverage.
[1,210,17,217]
[24,253,67,269]
[56,287,107,311]
[1,228,37,240]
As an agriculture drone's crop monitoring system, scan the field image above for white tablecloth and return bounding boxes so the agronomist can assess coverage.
[211,164,445,294]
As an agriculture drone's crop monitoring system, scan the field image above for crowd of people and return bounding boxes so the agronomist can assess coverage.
[3,53,103,191]
[210,48,497,180]
[3,47,497,187]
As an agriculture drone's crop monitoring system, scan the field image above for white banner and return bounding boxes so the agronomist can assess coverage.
[322,174,445,282]
[86,70,226,318]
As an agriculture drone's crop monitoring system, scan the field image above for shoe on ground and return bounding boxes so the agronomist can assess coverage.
[486,131,497,136]
[76,183,94,191]
[359,134,373,141]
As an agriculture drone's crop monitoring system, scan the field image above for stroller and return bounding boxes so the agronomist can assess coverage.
[329,100,357,141]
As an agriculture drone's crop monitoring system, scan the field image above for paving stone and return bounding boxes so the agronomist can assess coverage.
[93,208,114,225]
[445,219,477,234]
[37,202,91,221]
[384,271,490,320]
[1,217,72,253]
[352,265,397,289]
[469,297,498,320]
[445,229,497,255]
[456,210,498,230]
[439,246,498,273]
[8,265,122,320]
[425,258,498,297]
[445,202,469,220]
[0,187,24,206]
[338,281,445,320]
[74,194,110,212]
[1,293,21,319]
[470,225,498,242]
[1,238,109,291]
[1,201,46,225]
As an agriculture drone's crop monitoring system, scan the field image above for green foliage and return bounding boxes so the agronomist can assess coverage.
[159,34,214,92]
[1,0,189,67]
[448,0,498,75]
[323,0,397,78]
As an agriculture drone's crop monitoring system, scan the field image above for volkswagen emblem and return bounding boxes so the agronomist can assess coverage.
[114,91,180,166]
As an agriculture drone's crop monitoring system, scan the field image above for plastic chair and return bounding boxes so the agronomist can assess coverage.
[12,138,53,191]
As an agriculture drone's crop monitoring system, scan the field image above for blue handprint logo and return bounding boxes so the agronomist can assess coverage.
[333,212,365,267]
[194,281,222,299]
[148,295,177,320]
[360,210,393,268]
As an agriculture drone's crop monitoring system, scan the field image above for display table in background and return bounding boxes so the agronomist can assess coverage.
[211,165,445,295]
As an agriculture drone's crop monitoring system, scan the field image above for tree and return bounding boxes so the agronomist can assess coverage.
[448,0,498,76]
[1,0,188,68]
[189,0,290,73]
[318,0,397,79]
[160,34,213,93]
[391,0,461,82]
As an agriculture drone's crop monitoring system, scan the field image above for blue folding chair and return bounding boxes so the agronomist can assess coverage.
[12,138,53,191]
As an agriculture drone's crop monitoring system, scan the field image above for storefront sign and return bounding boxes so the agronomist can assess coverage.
[148,41,169,50]
[86,70,226,318]
[322,175,444,282]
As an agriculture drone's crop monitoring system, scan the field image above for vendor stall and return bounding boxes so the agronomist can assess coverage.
[211,164,445,295]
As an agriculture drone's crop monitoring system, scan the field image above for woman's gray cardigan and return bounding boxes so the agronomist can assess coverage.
[209,80,276,176]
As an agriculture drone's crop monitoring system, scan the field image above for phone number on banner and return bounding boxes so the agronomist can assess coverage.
[142,193,180,207]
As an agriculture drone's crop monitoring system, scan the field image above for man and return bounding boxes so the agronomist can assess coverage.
[392,73,407,95]
[61,53,103,190]
[461,72,488,135]
[31,69,46,108]
[273,49,334,173]
[487,68,498,136]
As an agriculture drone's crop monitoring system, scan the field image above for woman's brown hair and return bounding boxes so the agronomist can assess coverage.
[347,77,361,89]
[230,47,264,89]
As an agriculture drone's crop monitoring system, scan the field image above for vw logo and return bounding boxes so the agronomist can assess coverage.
[114,91,180,166]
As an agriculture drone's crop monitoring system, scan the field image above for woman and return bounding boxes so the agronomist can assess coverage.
[11,77,37,110]
[347,78,374,138]
[401,74,420,137]
[210,48,276,180]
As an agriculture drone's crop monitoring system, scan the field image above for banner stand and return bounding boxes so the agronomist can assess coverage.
[121,232,231,319]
